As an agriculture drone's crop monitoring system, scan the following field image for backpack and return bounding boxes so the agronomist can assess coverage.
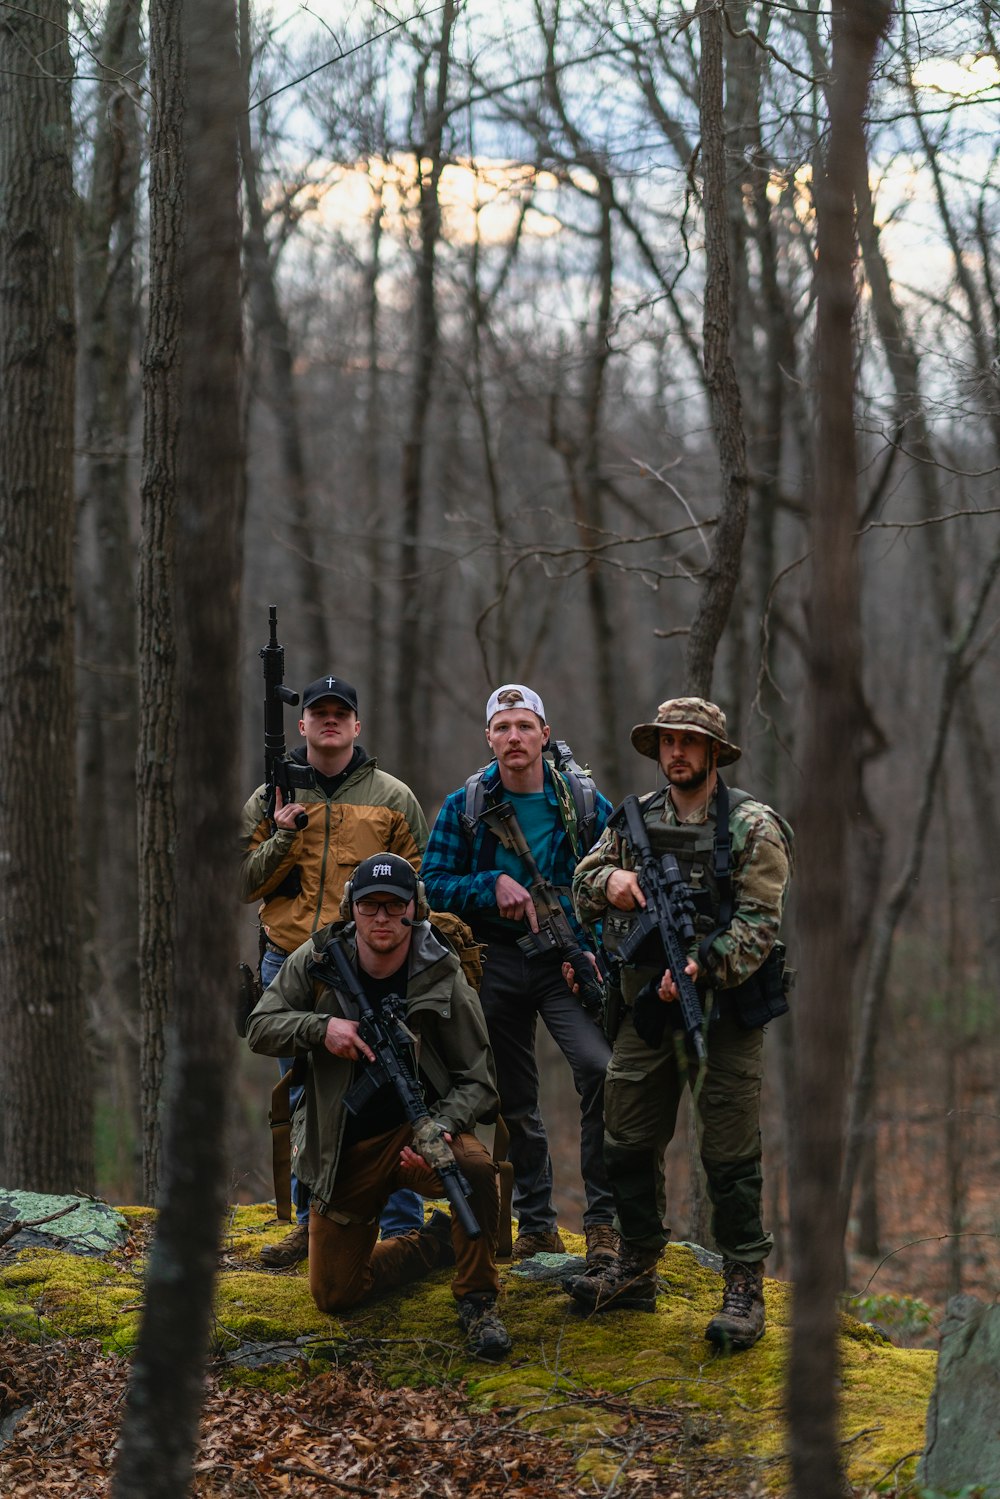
[459,739,600,859]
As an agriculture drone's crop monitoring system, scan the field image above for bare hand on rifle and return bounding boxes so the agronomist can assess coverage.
[605,869,646,910]
[272,786,305,831]
[323,1016,375,1062]
[561,951,600,995]
[655,958,700,1004]
[494,872,539,931]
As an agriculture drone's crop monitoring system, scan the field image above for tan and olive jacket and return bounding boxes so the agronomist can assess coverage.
[239,748,428,954]
[244,921,499,1210]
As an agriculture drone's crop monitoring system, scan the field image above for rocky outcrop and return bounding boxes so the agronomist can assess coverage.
[919,1293,1000,1497]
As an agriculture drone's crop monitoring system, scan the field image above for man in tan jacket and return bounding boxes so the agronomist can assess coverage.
[241,675,428,1264]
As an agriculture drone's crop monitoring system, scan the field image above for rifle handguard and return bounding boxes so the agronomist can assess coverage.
[411,1117,456,1174]
[410,1117,482,1241]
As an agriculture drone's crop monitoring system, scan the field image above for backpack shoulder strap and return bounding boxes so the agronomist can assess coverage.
[460,764,493,842]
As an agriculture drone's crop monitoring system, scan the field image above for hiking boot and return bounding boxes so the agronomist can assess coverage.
[704,1259,766,1351]
[456,1293,512,1360]
[512,1229,566,1260]
[584,1223,621,1267]
[564,1245,659,1312]
[259,1222,309,1268]
[419,1208,456,1267]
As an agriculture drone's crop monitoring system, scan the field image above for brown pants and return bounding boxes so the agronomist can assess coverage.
[309,1124,500,1313]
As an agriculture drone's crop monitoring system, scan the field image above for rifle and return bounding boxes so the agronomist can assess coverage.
[322,937,482,1240]
[260,605,314,829]
[608,794,707,1062]
[478,800,607,1021]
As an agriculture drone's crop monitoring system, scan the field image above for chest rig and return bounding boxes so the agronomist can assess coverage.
[603,777,749,1000]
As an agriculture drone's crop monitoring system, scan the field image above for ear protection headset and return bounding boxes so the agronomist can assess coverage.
[339,871,430,922]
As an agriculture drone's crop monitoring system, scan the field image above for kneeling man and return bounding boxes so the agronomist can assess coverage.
[246,852,510,1359]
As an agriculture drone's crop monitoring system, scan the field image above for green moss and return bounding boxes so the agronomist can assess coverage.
[0,1216,936,1492]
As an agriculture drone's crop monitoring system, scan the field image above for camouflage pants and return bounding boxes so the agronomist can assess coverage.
[603,1004,772,1263]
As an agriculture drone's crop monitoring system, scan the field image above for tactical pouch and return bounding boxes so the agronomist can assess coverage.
[728,942,792,1030]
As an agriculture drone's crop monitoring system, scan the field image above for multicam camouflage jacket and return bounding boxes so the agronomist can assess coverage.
[572,781,792,994]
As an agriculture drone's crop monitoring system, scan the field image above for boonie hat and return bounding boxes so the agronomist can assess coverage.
[630,697,741,765]
[349,852,418,905]
[301,675,359,713]
[486,683,546,725]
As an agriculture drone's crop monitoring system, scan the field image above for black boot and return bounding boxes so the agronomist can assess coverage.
[564,1245,659,1312]
[704,1259,765,1350]
[456,1293,512,1359]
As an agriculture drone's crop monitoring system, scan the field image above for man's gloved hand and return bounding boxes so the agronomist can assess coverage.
[631,978,670,1049]
[409,1116,454,1172]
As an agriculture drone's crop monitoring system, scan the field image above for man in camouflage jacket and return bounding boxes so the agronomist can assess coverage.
[564,698,792,1350]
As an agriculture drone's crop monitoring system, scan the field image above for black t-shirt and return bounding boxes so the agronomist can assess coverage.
[312,744,366,799]
[340,961,413,1148]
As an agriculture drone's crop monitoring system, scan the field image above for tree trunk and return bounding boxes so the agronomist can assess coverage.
[112,0,244,1489]
[787,5,889,1495]
[238,0,330,669]
[76,0,144,1198]
[137,0,184,1206]
[685,0,750,698]
[397,0,456,789]
[0,0,95,1193]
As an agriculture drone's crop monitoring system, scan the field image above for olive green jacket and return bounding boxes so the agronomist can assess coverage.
[245,921,498,1210]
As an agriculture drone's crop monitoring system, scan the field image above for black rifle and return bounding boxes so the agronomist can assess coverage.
[478,800,607,1021]
[260,605,314,829]
[322,937,481,1240]
[608,794,707,1061]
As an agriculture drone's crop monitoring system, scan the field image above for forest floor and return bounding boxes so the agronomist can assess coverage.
[0,1324,772,1499]
[1,1204,933,1499]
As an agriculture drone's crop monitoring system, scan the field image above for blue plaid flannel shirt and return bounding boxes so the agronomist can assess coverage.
[422,759,612,945]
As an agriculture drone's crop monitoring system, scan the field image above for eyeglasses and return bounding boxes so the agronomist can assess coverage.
[354,896,408,917]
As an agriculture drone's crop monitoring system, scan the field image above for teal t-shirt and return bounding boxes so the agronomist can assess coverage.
[492,791,557,887]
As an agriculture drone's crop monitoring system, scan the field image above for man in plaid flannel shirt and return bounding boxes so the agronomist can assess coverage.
[422,684,619,1267]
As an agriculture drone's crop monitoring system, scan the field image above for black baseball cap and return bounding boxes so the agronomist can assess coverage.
[349,853,418,905]
[301,675,359,713]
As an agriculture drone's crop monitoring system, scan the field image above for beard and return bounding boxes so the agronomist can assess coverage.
[667,763,710,791]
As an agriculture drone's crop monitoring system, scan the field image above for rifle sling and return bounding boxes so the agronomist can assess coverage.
[269,1071,294,1223]
[696,774,734,970]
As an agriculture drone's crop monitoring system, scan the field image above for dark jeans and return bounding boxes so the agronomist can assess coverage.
[478,941,613,1234]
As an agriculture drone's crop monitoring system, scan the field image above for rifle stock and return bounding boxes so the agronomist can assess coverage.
[609,795,707,1061]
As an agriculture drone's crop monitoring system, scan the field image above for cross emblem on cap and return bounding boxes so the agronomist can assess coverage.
[326,676,335,690]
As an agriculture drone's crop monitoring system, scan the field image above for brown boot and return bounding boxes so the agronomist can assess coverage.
[259,1222,309,1268]
[512,1228,565,1260]
[564,1245,659,1312]
[704,1259,766,1350]
[584,1223,621,1268]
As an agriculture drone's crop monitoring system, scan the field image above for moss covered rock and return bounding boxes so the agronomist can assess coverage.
[0,1205,935,1492]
